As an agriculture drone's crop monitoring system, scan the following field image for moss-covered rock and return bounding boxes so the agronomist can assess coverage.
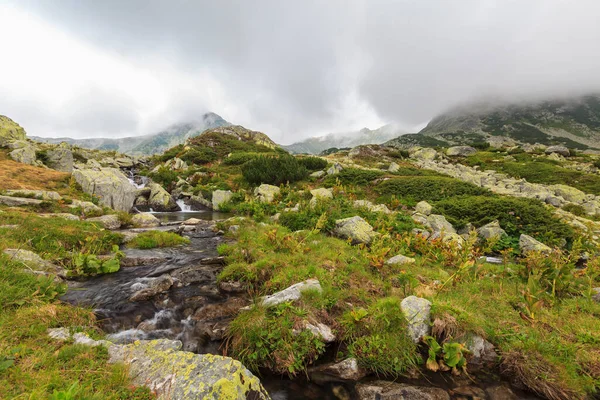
[334,216,377,245]
[108,339,269,400]
[72,168,137,212]
[147,182,178,211]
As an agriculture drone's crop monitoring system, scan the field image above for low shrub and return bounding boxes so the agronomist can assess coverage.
[297,156,328,171]
[127,230,190,249]
[157,144,184,162]
[323,168,384,187]
[243,155,308,185]
[434,196,574,246]
[376,176,490,205]
[180,147,218,165]
[222,152,262,166]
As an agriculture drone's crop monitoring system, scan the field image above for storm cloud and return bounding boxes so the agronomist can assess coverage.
[2,0,600,143]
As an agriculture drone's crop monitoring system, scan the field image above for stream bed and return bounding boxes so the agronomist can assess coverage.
[62,212,540,400]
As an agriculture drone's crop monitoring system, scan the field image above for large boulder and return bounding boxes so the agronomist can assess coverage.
[46,143,74,172]
[9,142,38,165]
[327,163,343,175]
[476,220,507,240]
[260,279,322,307]
[356,380,449,400]
[212,190,233,211]
[427,214,456,234]
[415,201,433,216]
[334,216,377,245]
[552,184,586,204]
[545,145,570,157]
[72,168,137,212]
[254,184,280,203]
[310,187,333,207]
[519,234,552,255]
[0,115,26,146]
[401,296,432,343]
[410,147,437,161]
[147,182,178,212]
[107,339,269,400]
[446,146,477,157]
[131,213,161,228]
[3,249,65,278]
[0,195,42,207]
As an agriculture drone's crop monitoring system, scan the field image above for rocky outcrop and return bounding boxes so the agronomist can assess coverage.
[254,184,280,203]
[477,220,507,240]
[72,168,137,212]
[9,142,38,166]
[327,163,343,175]
[401,295,432,343]
[545,145,570,157]
[0,195,43,207]
[334,216,377,245]
[354,200,392,214]
[308,358,367,384]
[4,189,61,200]
[389,162,400,172]
[385,254,416,265]
[415,200,433,216]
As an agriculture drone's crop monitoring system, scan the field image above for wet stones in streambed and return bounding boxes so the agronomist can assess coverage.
[191,296,249,341]
[308,358,367,384]
[356,380,450,400]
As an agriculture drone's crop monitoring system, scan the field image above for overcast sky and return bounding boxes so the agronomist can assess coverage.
[1,0,600,144]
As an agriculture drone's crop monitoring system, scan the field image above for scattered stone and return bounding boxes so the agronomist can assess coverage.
[182,218,202,225]
[401,295,432,343]
[415,200,433,216]
[309,358,367,384]
[47,327,70,341]
[388,162,400,172]
[476,220,507,240]
[9,143,38,166]
[385,254,416,265]
[70,199,103,214]
[427,214,456,234]
[552,184,586,203]
[592,288,600,303]
[212,190,233,211]
[131,213,161,228]
[410,147,438,161]
[87,214,121,230]
[463,334,498,369]
[356,380,450,400]
[304,322,336,343]
[310,170,326,178]
[485,384,518,400]
[545,145,570,157]
[254,184,280,203]
[72,168,137,212]
[354,200,391,214]
[412,228,431,239]
[260,279,322,307]
[39,213,80,221]
[327,163,343,175]
[334,216,377,245]
[545,196,563,207]
[108,339,269,400]
[310,187,334,207]
[129,276,174,302]
[446,146,477,157]
[3,249,65,277]
[218,280,247,293]
[452,386,486,399]
[519,234,552,255]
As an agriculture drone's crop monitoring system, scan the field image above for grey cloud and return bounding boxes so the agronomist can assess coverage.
[9,0,600,140]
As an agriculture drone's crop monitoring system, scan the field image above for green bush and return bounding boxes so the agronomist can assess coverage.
[180,147,217,165]
[323,168,384,187]
[562,203,587,217]
[297,156,328,171]
[148,167,179,190]
[157,144,184,162]
[376,176,489,205]
[127,231,190,249]
[243,155,309,186]
[434,196,574,246]
[222,152,263,166]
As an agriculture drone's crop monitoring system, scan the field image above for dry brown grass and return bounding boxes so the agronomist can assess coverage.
[0,156,70,192]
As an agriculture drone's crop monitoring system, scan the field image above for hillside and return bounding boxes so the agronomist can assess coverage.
[387,94,600,150]
[284,124,404,154]
[31,112,230,155]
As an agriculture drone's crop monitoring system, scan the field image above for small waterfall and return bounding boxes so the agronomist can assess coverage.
[176,199,193,212]
[126,170,147,189]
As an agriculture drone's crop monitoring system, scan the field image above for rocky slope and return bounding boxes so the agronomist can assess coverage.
[387,94,600,150]
[31,112,230,155]
[284,124,404,154]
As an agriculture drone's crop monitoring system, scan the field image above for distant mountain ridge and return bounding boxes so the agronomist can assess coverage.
[284,124,405,154]
[386,94,600,150]
[31,112,231,155]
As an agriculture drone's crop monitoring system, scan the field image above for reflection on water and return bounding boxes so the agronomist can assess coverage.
[150,210,232,222]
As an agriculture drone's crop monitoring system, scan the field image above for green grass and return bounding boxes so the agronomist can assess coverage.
[126,230,190,249]
[0,255,154,399]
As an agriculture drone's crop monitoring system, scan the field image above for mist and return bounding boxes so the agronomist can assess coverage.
[2,0,600,143]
